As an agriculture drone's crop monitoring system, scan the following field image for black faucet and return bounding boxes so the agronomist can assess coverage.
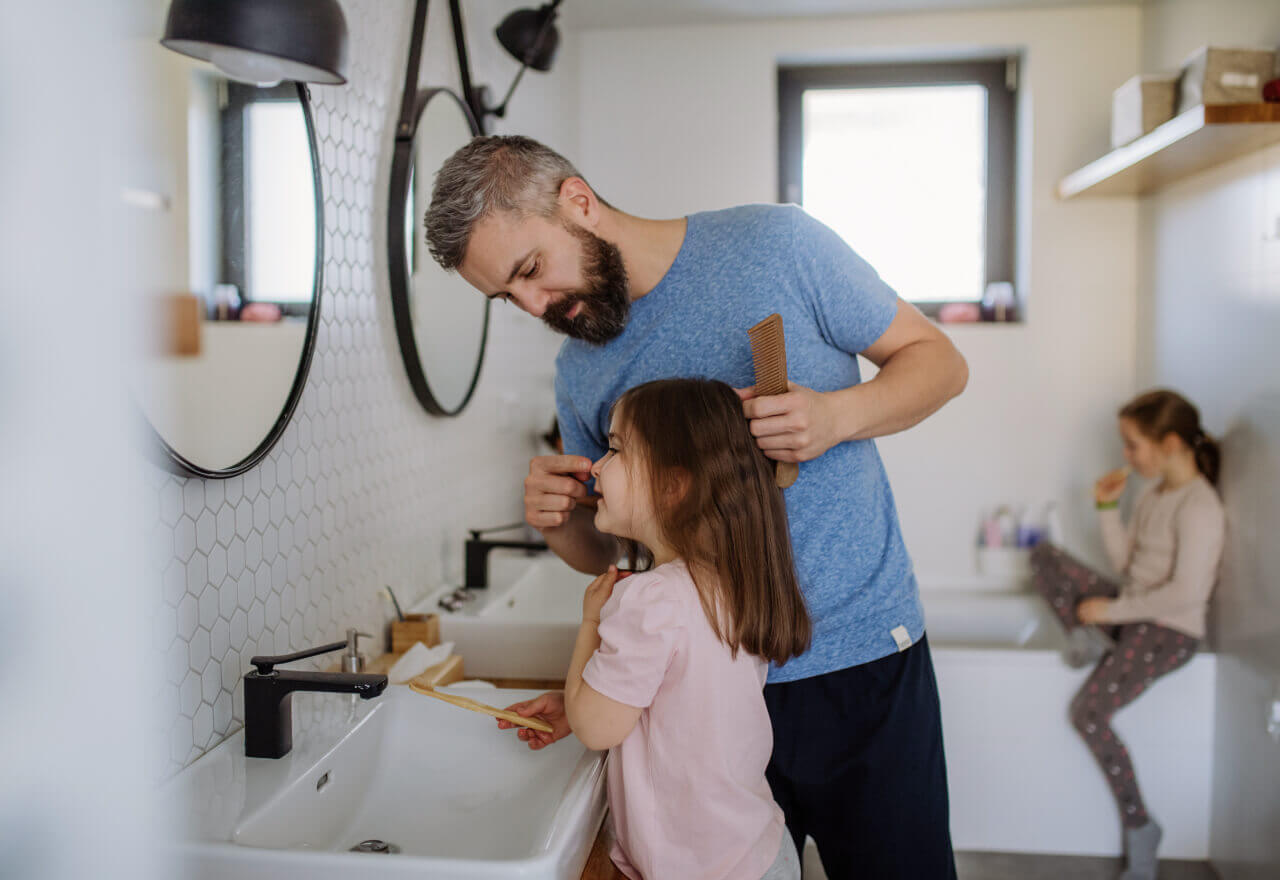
[464,523,548,588]
[243,639,388,759]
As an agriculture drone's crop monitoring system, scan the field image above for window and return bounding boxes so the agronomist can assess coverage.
[218,82,317,316]
[244,100,316,304]
[778,59,1017,318]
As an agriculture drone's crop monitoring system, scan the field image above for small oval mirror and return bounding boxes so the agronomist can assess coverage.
[133,48,323,477]
[388,88,486,417]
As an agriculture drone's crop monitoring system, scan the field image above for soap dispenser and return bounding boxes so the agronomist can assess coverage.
[344,628,372,673]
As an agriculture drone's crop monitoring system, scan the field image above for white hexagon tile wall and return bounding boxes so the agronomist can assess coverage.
[142,0,571,778]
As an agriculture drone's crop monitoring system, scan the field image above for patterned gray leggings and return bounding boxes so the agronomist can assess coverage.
[1030,543,1198,828]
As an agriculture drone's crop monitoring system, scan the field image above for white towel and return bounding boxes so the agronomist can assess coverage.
[387,640,455,684]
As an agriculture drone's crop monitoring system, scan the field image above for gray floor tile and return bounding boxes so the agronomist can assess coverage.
[800,841,1218,879]
[955,851,1217,880]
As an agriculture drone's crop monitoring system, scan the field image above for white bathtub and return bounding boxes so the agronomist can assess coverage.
[925,589,1215,860]
[420,555,1216,859]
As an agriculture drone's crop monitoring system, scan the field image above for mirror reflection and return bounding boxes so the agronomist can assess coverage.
[390,88,486,416]
[134,47,322,475]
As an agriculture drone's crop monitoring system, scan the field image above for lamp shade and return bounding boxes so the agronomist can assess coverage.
[494,4,561,72]
[161,0,349,86]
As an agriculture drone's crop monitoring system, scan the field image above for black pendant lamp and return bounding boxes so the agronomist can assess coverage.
[495,1,562,73]
[160,0,349,86]
[457,0,563,124]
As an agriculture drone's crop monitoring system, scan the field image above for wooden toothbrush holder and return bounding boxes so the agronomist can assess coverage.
[391,613,439,654]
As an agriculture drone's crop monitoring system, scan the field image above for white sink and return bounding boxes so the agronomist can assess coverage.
[427,554,587,679]
[162,684,606,879]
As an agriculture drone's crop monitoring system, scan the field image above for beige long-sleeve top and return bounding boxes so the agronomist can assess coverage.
[1096,474,1225,639]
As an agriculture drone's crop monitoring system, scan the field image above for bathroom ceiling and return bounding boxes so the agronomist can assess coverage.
[561,0,1140,30]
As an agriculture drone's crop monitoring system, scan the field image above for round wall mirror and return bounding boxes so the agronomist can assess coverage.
[388,88,486,417]
[132,47,323,478]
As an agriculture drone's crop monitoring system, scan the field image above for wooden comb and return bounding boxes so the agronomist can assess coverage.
[747,313,798,489]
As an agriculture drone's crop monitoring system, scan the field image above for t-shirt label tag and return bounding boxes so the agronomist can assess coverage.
[890,625,912,652]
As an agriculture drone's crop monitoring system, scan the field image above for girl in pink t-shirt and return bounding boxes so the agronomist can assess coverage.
[499,378,810,880]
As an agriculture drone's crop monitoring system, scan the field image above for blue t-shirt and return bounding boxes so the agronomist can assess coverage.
[555,204,923,683]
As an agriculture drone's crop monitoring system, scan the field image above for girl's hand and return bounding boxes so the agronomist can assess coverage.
[496,691,572,750]
[736,382,840,463]
[582,566,627,623]
[1077,597,1112,624]
[1094,466,1130,505]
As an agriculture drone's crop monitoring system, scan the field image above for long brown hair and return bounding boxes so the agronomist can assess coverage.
[1120,389,1221,485]
[610,378,811,666]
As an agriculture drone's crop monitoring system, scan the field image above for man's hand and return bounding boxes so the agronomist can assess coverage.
[525,455,595,530]
[496,691,573,750]
[736,382,842,463]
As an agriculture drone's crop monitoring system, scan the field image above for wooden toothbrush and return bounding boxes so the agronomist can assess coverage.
[408,682,554,733]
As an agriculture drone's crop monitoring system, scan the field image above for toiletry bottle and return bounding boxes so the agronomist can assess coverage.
[344,629,371,673]
[981,282,1018,322]
[982,510,1003,548]
[213,283,241,320]
[995,506,1017,548]
[1017,507,1038,547]
[1043,501,1064,546]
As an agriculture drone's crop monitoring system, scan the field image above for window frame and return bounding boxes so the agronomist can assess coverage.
[778,58,1018,320]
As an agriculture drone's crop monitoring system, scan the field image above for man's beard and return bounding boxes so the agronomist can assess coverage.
[540,222,630,345]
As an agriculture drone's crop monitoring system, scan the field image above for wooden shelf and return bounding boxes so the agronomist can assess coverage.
[1057,103,1280,199]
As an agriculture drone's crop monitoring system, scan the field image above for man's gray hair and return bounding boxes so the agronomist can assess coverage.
[424,135,593,270]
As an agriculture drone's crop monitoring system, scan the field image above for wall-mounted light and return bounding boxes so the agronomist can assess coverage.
[160,0,349,87]
[450,0,563,131]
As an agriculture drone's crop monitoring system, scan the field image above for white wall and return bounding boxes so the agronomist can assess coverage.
[1136,2,1280,877]
[569,6,1142,578]
[142,0,576,777]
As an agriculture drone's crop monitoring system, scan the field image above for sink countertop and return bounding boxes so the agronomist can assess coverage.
[325,649,464,686]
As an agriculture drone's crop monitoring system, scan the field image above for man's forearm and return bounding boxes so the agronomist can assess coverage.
[541,505,619,575]
[836,338,967,441]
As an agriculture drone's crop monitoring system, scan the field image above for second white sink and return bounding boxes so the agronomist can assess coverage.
[429,554,588,679]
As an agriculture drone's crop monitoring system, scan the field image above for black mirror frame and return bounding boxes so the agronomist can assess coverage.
[387,86,487,418]
[143,82,325,480]
[387,0,489,418]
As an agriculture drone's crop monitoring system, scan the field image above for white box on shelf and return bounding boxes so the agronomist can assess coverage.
[1111,73,1179,148]
[1177,45,1276,113]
